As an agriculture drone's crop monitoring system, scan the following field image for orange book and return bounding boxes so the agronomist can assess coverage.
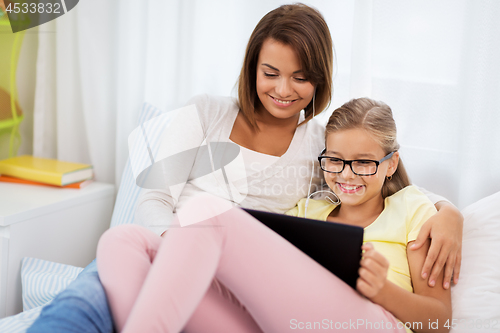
[0,175,93,189]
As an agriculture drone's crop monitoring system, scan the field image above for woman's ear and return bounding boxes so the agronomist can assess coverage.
[386,151,400,177]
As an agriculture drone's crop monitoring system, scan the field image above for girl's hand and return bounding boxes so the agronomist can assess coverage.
[410,203,463,289]
[356,243,389,300]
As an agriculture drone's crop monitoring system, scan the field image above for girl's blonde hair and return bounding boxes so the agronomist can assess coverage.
[325,98,411,198]
[238,3,334,129]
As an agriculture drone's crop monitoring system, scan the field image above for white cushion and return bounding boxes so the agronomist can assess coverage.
[450,190,500,333]
[109,102,166,227]
[0,257,83,333]
[0,306,43,333]
[21,257,83,311]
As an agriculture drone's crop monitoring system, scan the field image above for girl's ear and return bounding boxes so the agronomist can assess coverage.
[386,151,400,177]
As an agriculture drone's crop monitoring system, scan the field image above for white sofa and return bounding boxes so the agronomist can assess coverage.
[0,103,499,332]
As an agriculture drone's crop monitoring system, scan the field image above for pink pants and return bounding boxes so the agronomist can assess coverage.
[97,195,405,333]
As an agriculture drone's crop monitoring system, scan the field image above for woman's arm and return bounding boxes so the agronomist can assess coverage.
[358,242,452,333]
[134,95,214,236]
[410,200,463,289]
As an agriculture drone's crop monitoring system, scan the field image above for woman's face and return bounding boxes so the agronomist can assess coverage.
[255,38,315,121]
[323,128,399,208]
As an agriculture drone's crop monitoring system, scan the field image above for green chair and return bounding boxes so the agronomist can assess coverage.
[0,8,26,158]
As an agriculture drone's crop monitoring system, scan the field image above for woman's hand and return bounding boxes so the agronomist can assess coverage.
[410,202,463,289]
[356,243,389,300]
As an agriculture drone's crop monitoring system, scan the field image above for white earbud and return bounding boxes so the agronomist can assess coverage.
[304,190,340,218]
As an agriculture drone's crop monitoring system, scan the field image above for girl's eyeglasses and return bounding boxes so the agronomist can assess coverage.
[318,149,395,176]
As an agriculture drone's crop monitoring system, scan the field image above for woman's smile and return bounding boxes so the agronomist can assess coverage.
[269,95,299,107]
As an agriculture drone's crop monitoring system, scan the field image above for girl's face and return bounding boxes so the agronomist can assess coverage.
[324,128,399,208]
[255,38,315,121]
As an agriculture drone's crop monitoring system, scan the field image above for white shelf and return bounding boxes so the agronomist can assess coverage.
[0,182,114,226]
[0,181,115,318]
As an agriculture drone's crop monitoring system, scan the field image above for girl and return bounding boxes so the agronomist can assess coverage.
[97,98,451,333]
[288,98,452,332]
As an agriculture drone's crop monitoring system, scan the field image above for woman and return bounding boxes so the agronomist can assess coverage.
[29,4,461,333]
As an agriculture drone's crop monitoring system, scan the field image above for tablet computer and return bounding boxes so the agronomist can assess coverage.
[242,208,364,289]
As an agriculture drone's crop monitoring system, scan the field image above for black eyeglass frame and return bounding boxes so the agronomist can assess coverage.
[318,149,395,176]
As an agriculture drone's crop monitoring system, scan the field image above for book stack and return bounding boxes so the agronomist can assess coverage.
[0,155,94,189]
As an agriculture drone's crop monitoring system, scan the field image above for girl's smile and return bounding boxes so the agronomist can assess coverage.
[336,182,365,194]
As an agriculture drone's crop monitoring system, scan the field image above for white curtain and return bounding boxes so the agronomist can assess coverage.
[353,0,500,209]
[33,0,118,183]
[32,0,500,209]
